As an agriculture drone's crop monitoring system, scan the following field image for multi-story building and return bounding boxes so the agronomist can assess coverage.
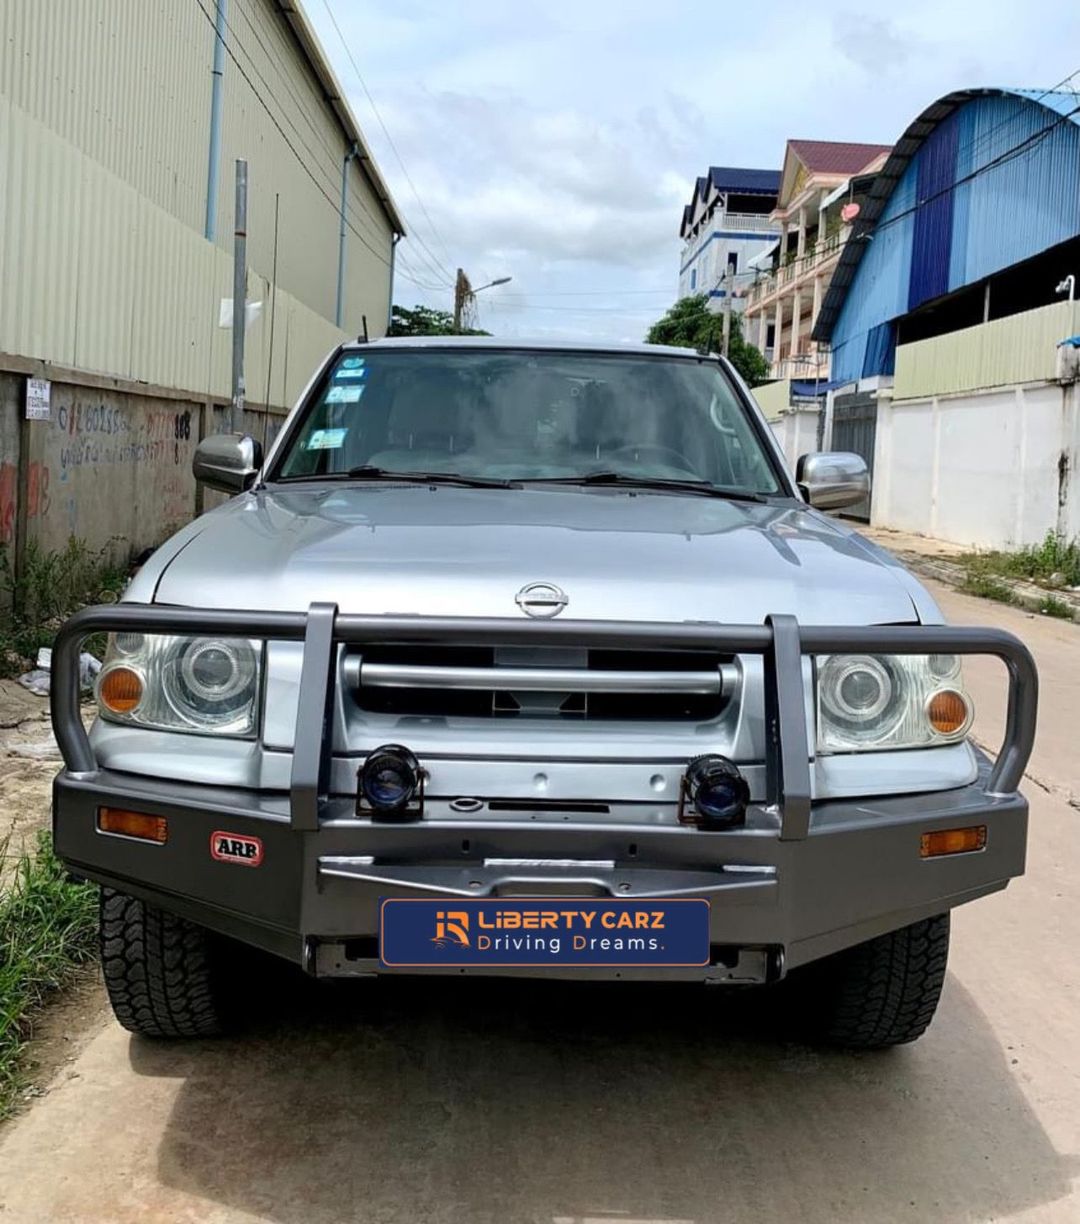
[678,167,781,311]
[744,140,890,378]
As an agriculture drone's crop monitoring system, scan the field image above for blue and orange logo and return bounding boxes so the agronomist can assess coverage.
[432,910,470,949]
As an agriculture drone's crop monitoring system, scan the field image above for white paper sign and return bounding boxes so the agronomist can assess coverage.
[217,299,263,329]
[26,378,51,420]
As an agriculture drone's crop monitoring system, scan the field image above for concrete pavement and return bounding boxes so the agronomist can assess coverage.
[0,577,1078,1223]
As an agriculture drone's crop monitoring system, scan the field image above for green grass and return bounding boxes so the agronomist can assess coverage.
[1037,595,1075,620]
[959,530,1080,588]
[959,569,1018,606]
[957,531,1080,618]
[0,833,98,1118]
[0,537,128,677]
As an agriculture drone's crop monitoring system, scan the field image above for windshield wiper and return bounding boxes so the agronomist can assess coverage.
[525,472,768,503]
[288,465,516,489]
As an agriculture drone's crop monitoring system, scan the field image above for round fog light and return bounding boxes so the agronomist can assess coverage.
[360,744,421,814]
[684,755,749,828]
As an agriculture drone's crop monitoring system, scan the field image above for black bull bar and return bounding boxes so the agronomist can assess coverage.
[51,604,1038,835]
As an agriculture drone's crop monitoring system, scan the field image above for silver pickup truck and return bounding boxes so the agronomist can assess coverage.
[50,338,1037,1048]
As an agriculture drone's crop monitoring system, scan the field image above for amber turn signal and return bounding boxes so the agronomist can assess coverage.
[98,666,144,714]
[927,688,971,735]
[920,825,986,858]
[97,807,168,844]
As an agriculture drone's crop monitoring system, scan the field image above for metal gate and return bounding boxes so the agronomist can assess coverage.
[829,392,877,521]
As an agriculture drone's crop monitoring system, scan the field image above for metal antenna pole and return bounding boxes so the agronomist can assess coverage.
[230,158,248,434]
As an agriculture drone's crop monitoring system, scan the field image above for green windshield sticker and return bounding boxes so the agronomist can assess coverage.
[305,427,347,451]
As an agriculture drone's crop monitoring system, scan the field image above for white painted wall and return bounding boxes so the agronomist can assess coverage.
[770,407,821,471]
[872,382,1080,548]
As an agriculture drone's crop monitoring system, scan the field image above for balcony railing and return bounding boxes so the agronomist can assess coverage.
[721,212,779,233]
[745,230,847,309]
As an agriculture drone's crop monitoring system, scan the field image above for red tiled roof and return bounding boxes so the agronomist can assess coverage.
[788,139,892,175]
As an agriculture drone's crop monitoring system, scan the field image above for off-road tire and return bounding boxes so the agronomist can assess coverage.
[99,887,228,1038]
[802,913,950,1049]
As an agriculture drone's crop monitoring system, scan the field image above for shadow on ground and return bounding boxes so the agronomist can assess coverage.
[129,972,1075,1224]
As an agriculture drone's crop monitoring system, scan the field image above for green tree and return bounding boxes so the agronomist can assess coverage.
[645,294,770,387]
[389,304,490,337]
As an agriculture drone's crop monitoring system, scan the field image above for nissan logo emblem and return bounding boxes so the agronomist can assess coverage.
[515,582,569,618]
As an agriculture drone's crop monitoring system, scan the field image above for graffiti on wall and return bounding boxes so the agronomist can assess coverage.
[28,395,201,551]
[0,460,51,546]
[54,401,195,472]
[0,462,15,545]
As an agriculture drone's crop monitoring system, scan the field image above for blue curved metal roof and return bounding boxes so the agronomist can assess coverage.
[813,87,1080,346]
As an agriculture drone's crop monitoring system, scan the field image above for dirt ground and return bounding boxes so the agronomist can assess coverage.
[0,679,60,882]
[0,579,1077,1222]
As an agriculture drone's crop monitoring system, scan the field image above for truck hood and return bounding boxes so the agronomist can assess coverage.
[144,484,930,626]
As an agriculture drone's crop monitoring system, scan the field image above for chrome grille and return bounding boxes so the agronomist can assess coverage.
[345,646,737,721]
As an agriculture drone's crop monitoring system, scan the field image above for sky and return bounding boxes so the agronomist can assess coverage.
[306,0,1080,343]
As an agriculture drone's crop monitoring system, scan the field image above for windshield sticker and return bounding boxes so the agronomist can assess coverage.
[341,356,364,369]
[332,368,366,382]
[305,427,347,451]
[326,385,364,404]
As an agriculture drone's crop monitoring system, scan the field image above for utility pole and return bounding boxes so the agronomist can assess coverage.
[453,267,470,333]
[230,158,247,434]
[721,265,733,358]
[452,270,511,332]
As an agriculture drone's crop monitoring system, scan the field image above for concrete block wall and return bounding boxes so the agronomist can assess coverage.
[0,367,290,579]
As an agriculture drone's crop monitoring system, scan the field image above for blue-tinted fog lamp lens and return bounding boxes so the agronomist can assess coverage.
[685,755,749,827]
[361,744,420,812]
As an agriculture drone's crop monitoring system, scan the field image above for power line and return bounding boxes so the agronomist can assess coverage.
[191,0,396,273]
[748,88,1080,292]
[495,288,676,299]
[871,98,1080,241]
[202,0,397,258]
[393,253,449,293]
[320,0,456,285]
[483,301,669,314]
[946,71,1080,181]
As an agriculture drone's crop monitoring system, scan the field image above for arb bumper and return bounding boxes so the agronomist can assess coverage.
[50,604,1037,983]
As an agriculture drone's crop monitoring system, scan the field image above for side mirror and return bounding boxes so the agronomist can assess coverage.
[796,451,870,511]
[193,434,263,494]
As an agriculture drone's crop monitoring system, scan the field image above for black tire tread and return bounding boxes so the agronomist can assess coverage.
[810,913,950,1049]
[99,887,226,1038]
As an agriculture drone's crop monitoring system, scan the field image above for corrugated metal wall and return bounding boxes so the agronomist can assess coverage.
[828,173,915,384]
[831,92,1080,386]
[0,0,209,234]
[0,0,393,404]
[0,93,344,408]
[892,300,1074,399]
[215,0,393,328]
[952,94,1080,289]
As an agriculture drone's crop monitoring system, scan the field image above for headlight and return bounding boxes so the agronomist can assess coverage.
[816,654,973,753]
[97,634,261,737]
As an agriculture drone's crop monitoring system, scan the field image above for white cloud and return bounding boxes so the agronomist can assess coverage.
[308,0,1080,341]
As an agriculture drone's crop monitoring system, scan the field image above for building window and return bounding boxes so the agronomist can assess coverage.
[690,268,697,290]
[727,251,738,274]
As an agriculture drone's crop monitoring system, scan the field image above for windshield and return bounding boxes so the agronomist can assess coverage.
[274,349,784,495]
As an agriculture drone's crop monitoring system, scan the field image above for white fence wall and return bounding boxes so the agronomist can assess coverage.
[872,382,1080,548]
[770,407,820,472]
